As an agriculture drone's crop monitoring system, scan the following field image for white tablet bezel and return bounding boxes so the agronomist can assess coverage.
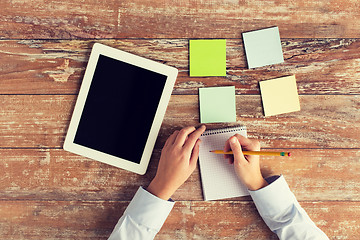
[63,43,178,175]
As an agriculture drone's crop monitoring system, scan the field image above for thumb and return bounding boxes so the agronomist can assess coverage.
[229,136,247,165]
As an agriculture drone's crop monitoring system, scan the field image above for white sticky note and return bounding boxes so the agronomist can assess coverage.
[260,75,300,116]
[243,26,284,68]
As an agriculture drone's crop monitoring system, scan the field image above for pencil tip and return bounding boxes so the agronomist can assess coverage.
[288,152,291,157]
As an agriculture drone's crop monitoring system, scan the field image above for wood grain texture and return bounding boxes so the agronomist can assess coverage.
[1,0,360,39]
[0,39,359,94]
[0,200,359,239]
[0,95,359,148]
[0,149,359,202]
[162,201,360,240]
[2,0,360,238]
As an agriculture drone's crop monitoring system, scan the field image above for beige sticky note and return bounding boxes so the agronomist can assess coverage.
[260,75,300,116]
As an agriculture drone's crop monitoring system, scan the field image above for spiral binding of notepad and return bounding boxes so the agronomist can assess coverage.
[201,126,246,136]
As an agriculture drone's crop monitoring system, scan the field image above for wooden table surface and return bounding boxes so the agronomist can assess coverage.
[1,1,360,239]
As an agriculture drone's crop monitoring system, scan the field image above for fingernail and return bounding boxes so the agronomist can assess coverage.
[230,137,237,144]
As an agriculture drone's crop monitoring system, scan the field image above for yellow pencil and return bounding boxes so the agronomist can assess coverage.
[210,150,291,157]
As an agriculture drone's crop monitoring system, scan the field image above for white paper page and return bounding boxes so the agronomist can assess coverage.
[199,126,249,201]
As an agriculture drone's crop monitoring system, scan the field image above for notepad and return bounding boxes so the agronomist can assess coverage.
[242,26,284,68]
[260,75,301,116]
[199,126,249,201]
[189,39,226,76]
[199,86,236,123]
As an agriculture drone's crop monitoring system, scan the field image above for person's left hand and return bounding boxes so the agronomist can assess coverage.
[147,125,206,200]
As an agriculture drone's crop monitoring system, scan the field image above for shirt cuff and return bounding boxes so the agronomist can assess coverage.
[249,175,297,217]
[124,187,175,231]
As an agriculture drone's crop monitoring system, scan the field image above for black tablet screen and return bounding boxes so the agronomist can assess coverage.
[74,54,167,164]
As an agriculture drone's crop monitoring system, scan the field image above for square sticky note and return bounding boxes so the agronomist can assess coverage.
[199,86,236,123]
[260,75,300,116]
[242,27,284,68]
[190,39,226,77]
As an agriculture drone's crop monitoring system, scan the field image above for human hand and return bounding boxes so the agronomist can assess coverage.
[224,134,268,191]
[147,125,206,200]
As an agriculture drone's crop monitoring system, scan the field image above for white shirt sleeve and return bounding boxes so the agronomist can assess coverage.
[108,187,175,240]
[249,175,329,240]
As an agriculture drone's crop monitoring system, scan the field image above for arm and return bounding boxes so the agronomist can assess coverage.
[108,125,206,240]
[107,187,174,240]
[225,135,329,240]
[249,175,329,240]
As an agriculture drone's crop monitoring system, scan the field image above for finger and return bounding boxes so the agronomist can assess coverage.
[235,134,260,151]
[229,136,248,165]
[165,130,179,147]
[174,126,197,146]
[223,138,232,160]
[234,134,260,162]
[225,139,234,164]
[189,139,201,169]
[184,125,206,151]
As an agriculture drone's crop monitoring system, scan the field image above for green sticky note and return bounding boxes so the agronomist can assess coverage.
[199,86,236,123]
[190,39,226,77]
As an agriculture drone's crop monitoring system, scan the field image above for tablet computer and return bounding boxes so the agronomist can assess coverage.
[64,43,178,175]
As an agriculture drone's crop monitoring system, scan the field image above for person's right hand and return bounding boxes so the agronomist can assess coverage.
[224,134,268,191]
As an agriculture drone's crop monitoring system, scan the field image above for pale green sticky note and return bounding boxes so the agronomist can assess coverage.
[190,39,226,77]
[199,86,236,123]
[242,26,284,68]
[260,75,300,116]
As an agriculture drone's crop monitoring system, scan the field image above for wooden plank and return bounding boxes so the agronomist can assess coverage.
[0,149,156,201]
[1,0,360,39]
[0,200,123,239]
[163,201,360,240]
[0,95,359,148]
[162,95,360,149]
[0,149,359,201]
[0,200,358,239]
[0,39,359,94]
